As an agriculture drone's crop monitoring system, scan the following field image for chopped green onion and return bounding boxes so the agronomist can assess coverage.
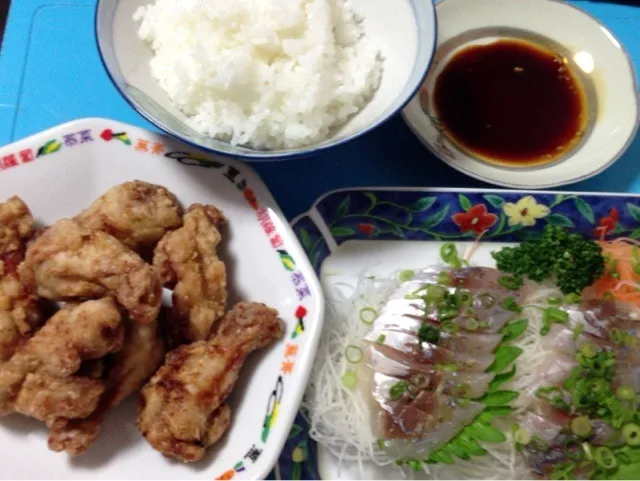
[398,269,415,282]
[359,307,378,325]
[502,296,521,313]
[437,307,459,320]
[376,334,386,345]
[389,381,409,400]
[571,416,592,438]
[632,246,640,274]
[457,290,473,306]
[622,423,640,446]
[535,386,562,400]
[479,293,495,309]
[437,271,452,286]
[564,293,581,304]
[499,275,523,290]
[572,323,584,342]
[579,342,598,359]
[341,371,358,389]
[417,324,440,344]
[551,396,570,411]
[550,461,576,480]
[425,285,447,302]
[440,243,462,267]
[345,345,363,364]
[582,443,593,461]
[547,296,562,305]
[514,427,532,445]
[563,366,581,390]
[436,362,458,372]
[441,320,460,334]
[609,328,632,345]
[466,318,479,331]
[411,373,431,389]
[616,386,635,401]
[376,439,386,450]
[593,446,618,470]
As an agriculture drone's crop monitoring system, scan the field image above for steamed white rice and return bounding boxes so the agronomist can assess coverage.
[134,0,383,150]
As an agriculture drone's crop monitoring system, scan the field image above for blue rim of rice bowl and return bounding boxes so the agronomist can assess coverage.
[94,0,438,161]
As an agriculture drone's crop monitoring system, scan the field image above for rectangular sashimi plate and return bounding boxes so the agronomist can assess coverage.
[285,187,640,480]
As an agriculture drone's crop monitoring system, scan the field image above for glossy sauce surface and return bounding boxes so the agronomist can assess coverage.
[433,40,587,167]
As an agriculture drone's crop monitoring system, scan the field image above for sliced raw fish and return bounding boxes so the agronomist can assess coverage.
[562,299,640,341]
[368,350,493,398]
[378,266,536,334]
[371,314,502,355]
[544,324,640,366]
[376,390,484,459]
[365,330,495,373]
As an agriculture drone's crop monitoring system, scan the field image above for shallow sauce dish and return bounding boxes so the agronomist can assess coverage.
[403,0,639,189]
[95,0,437,160]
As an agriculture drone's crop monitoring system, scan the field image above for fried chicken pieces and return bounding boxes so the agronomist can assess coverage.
[0,197,47,363]
[19,219,162,325]
[75,181,183,255]
[137,302,284,462]
[0,181,284,463]
[153,204,227,346]
[0,298,124,422]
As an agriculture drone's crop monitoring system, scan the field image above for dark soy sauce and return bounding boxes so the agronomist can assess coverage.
[433,39,587,167]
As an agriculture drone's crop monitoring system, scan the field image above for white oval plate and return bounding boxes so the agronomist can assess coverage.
[403,0,639,189]
[0,118,324,480]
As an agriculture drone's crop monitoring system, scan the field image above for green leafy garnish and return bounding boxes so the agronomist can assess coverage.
[500,318,529,343]
[488,365,517,392]
[479,390,519,406]
[492,224,605,294]
[487,346,523,373]
[464,422,507,443]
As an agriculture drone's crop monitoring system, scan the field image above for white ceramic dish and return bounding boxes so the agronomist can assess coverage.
[403,0,639,189]
[0,118,324,480]
[95,0,437,160]
[288,186,640,480]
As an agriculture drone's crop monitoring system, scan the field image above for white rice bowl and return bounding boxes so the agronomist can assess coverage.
[133,0,383,150]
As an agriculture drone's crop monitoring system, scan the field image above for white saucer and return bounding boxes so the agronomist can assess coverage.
[402,0,639,189]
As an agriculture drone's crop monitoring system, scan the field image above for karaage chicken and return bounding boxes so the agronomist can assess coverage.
[153,204,227,346]
[75,181,183,254]
[0,298,124,424]
[49,314,165,455]
[137,302,284,462]
[19,218,162,325]
[0,196,47,363]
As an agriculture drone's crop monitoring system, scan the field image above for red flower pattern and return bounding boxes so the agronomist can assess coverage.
[295,306,307,319]
[100,129,113,141]
[452,204,498,235]
[595,207,619,237]
[358,223,376,235]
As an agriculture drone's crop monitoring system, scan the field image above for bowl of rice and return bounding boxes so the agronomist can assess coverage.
[96,0,437,160]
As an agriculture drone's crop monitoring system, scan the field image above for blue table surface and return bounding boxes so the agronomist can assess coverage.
[0,0,639,220]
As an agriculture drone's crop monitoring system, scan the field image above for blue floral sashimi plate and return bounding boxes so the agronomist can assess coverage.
[271,188,640,480]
